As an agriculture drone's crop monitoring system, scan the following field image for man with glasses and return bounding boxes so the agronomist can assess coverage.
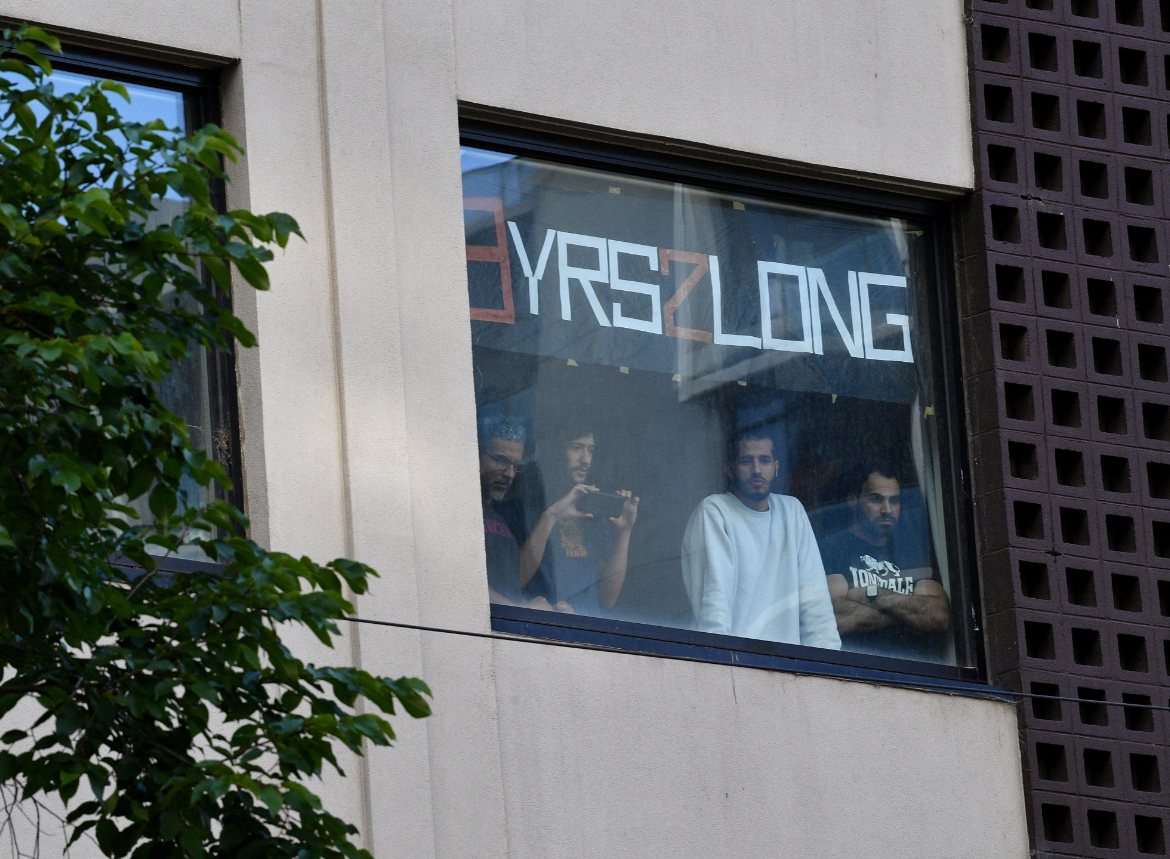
[681,430,839,648]
[517,422,639,615]
[478,415,567,611]
[819,466,949,659]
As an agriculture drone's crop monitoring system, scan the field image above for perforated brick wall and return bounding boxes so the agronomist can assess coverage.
[962,0,1170,853]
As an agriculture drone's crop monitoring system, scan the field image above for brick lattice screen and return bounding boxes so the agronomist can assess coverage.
[964,0,1170,853]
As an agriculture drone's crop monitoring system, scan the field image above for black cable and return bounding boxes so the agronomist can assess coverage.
[1010,690,1170,712]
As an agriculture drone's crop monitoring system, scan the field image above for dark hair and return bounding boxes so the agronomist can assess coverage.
[851,464,904,496]
[725,429,775,463]
[539,414,598,451]
[477,415,527,452]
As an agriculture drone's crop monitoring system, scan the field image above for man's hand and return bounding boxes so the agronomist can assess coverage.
[871,577,950,632]
[545,484,598,522]
[826,574,892,634]
[609,489,639,532]
[845,586,875,604]
[519,485,597,589]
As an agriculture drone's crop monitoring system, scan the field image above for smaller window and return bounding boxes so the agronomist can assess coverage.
[3,50,239,559]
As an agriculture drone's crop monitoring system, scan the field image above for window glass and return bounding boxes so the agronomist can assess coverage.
[463,143,974,668]
[5,65,224,558]
[40,69,185,127]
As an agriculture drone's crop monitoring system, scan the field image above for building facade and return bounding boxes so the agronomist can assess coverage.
[10,0,1170,856]
[966,0,1170,853]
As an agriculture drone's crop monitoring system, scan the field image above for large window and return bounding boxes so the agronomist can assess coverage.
[463,130,978,673]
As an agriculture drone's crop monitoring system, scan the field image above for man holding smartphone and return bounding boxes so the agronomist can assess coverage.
[518,423,639,614]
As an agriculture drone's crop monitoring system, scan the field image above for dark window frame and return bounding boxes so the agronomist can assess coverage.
[463,115,989,690]
[42,45,245,516]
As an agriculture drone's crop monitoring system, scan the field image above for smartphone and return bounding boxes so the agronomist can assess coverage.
[576,491,627,519]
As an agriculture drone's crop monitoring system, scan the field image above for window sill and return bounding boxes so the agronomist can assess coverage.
[491,605,1007,701]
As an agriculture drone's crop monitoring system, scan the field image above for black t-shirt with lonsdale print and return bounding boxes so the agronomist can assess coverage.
[818,528,942,661]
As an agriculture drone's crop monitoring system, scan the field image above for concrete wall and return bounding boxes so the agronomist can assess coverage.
[489,642,1025,859]
[0,1,1020,857]
[454,0,976,192]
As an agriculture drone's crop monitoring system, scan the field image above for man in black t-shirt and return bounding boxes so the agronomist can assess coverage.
[818,468,950,659]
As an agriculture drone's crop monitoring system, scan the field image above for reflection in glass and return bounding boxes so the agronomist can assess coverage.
[464,145,972,668]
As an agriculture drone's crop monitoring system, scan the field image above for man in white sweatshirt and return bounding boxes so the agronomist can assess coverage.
[681,431,841,649]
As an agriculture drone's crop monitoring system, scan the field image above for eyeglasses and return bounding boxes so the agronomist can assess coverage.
[484,453,526,474]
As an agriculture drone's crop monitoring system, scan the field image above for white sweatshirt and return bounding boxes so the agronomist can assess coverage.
[681,493,841,649]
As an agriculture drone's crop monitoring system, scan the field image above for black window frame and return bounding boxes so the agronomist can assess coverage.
[462,114,991,692]
[37,44,244,574]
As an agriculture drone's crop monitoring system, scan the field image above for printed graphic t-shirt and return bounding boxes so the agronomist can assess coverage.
[818,527,941,660]
[539,517,614,615]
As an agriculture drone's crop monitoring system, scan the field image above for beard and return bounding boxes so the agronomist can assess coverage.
[482,473,512,503]
[861,515,896,541]
[736,481,771,504]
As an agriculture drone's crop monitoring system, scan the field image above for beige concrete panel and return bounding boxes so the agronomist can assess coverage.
[410,633,511,859]
[358,625,514,859]
[0,0,240,61]
[453,0,974,192]
[225,1,384,831]
[234,0,349,560]
[378,1,511,855]
[313,0,440,854]
[357,660,437,858]
[380,0,494,635]
[349,621,436,859]
[492,642,1029,859]
[315,0,419,624]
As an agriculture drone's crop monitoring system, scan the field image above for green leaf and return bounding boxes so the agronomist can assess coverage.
[86,769,108,801]
[257,785,283,818]
[231,254,269,290]
[240,645,261,670]
[0,752,19,780]
[179,823,205,858]
[13,41,53,75]
[99,79,130,103]
[50,468,82,493]
[23,26,63,54]
[148,483,177,519]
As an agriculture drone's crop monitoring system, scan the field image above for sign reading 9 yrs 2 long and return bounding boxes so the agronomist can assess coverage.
[465,190,925,403]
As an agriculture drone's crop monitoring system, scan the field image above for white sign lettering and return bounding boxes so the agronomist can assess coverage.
[711,254,761,349]
[758,262,813,353]
[507,225,912,364]
[507,222,556,316]
[808,268,864,359]
[609,240,662,335]
[858,272,913,363]
[557,233,611,327]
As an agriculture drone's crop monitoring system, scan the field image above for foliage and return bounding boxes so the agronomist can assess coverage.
[0,25,429,859]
